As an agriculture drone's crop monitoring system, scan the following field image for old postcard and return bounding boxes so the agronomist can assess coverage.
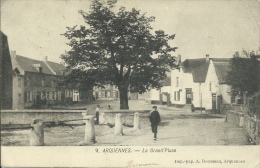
[1,0,259,167]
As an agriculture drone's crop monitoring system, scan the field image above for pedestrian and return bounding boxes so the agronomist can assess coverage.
[108,105,112,110]
[95,105,100,124]
[150,106,161,140]
[191,103,195,112]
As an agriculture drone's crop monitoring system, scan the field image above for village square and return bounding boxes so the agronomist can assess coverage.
[1,0,259,148]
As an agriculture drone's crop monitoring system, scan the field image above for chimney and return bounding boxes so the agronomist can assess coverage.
[61,62,65,67]
[206,54,210,61]
[43,56,48,62]
[177,54,181,64]
[10,50,16,58]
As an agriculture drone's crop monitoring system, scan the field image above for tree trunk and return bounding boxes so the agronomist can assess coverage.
[118,86,129,109]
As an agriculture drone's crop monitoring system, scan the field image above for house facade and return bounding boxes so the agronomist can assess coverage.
[93,84,119,100]
[171,55,232,112]
[171,56,209,109]
[0,31,13,109]
[149,77,171,105]
[11,52,74,109]
[204,58,232,112]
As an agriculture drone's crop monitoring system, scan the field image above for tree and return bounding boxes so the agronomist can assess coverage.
[61,0,178,109]
[226,50,260,98]
[59,69,97,92]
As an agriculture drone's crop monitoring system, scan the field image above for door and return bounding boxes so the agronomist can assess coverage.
[217,95,222,114]
[212,93,216,113]
[186,89,192,104]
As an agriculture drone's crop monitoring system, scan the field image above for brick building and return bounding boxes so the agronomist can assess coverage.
[11,52,74,109]
[93,84,119,100]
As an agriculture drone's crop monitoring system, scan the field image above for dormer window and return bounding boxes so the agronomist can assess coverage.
[39,67,43,73]
[32,64,42,73]
[25,77,29,86]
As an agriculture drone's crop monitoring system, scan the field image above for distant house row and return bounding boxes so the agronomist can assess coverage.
[1,31,94,109]
[148,55,233,113]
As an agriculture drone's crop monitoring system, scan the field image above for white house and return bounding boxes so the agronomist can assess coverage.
[171,55,232,112]
[204,58,232,112]
[171,55,210,109]
[149,76,171,105]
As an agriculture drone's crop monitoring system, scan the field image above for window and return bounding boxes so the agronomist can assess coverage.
[18,78,22,87]
[58,91,61,101]
[29,92,33,101]
[26,92,30,102]
[65,90,69,98]
[53,91,56,100]
[49,92,53,100]
[174,91,180,101]
[107,91,110,97]
[52,80,55,87]
[46,92,49,100]
[25,77,29,86]
[18,94,22,103]
[209,82,212,91]
[42,79,45,87]
[176,77,179,87]
[41,92,45,100]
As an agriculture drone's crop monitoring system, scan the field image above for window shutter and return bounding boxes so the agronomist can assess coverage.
[30,92,33,101]
[178,91,180,101]
[24,91,27,102]
[174,92,176,100]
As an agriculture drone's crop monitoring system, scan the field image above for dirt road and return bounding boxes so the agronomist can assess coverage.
[1,100,249,146]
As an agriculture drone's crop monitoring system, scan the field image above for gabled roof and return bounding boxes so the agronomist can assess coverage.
[212,58,231,84]
[162,77,171,86]
[181,58,210,83]
[15,55,53,75]
[47,61,66,76]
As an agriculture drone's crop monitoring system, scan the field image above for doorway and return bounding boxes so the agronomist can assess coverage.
[212,93,216,113]
[186,89,192,104]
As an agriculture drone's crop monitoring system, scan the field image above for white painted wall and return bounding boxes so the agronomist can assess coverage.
[150,88,160,101]
[204,60,231,109]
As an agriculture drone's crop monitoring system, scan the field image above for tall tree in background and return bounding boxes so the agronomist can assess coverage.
[226,50,260,97]
[61,0,178,109]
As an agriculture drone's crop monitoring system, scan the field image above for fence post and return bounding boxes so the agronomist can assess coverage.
[134,112,140,129]
[85,116,96,143]
[30,119,44,146]
[114,113,123,135]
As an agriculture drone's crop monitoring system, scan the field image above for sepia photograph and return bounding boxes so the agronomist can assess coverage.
[1,0,259,167]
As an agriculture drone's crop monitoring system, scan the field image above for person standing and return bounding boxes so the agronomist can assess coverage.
[95,104,100,124]
[150,106,161,140]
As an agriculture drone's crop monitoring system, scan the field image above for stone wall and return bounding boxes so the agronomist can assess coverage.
[226,110,260,144]
[1,110,87,125]
[100,110,150,127]
[226,110,244,127]
[1,109,151,128]
[244,115,260,144]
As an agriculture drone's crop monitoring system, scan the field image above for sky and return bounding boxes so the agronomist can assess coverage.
[1,0,259,63]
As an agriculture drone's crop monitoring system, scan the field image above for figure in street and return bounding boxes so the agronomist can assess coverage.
[95,104,100,124]
[108,105,112,110]
[150,106,161,140]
